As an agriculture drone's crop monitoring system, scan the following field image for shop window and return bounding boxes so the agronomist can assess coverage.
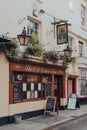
[10,72,52,103]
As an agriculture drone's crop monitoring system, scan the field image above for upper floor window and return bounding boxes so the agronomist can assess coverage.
[81,5,86,26]
[79,41,83,57]
[27,16,42,43]
[27,19,39,36]
[69,0,74,11]
[68,36,73,48]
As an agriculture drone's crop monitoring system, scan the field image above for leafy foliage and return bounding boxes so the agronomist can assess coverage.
[25,44,43,57]
[60,54,76,66]
[0,39,18,57]
[43,51,59,62]
[24,32,43,57]
[30,32,39,45]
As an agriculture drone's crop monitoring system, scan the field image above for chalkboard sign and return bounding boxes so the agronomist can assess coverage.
[14,83,20,102]
[45,96,56,114]
[46,83,52,96]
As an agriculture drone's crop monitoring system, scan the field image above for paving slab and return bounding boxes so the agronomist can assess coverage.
[0,105,87,130]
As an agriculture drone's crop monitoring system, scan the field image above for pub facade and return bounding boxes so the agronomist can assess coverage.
[9,56,66,121]
[0,53,67,125]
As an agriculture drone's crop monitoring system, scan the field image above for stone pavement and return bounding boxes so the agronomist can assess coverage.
[0,105,87,130]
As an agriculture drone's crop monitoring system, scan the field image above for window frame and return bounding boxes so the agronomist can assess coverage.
[27,17,41,37]
[69,0,74,12]
[81,5,86,26]
[68,36,73,48]
[10,71,52,103]
[79,41,83,57]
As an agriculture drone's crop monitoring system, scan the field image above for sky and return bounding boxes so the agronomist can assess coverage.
[0,0,68,38]
[0,0,31,37]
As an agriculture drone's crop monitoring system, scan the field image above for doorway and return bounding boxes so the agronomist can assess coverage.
[67,78,76,98]
[54,75,63,109]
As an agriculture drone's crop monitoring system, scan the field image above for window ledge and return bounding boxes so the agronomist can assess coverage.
[69,8,74,13]
[81,25,87,32]
[37,0,43,4]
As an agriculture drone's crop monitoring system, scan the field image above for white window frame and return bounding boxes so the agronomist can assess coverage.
[69,0,74,11]
[68,36,73,48]
[27,16,42,44]
[81,5,86,26]
[27,19,39,36]
[79,41,83,57]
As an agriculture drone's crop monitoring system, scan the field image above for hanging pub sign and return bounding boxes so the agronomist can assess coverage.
[57,23,68,44]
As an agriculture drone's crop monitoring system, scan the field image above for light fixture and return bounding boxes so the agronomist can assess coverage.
[18,26,30,46]
[64,45,72,56]
[33,10,39,17]
[39,9,45,14]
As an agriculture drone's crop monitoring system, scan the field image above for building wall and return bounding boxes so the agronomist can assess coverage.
[0,53,9,117]
[9,100,46,116]
[0,0,87,121]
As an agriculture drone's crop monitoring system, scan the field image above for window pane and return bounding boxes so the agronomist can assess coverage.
[81,5,85,26]
[14,83,21,102]
[30,21,34,28]
[69,0,73,11]
[35,23,38,30]
[79,41,83,56]
[27,19,39,37]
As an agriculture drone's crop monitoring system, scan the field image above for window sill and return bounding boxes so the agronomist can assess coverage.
[37,0,43,3]
[81,25,87,32]
[69,8,74,13]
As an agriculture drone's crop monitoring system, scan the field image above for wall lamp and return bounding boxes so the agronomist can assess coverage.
[64,45,72,56]
[18,26,30,46]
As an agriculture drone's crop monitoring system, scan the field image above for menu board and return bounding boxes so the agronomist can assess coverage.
[67,97,76,110]
[45,96,56,114]
[46,83,52,96]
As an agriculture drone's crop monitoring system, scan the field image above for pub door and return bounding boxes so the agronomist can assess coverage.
[54,75,63,109]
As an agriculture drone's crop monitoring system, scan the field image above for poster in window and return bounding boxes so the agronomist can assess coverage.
[35,91,38,98]
[23,83,27,91]
[31,83,34,90]
[57,23,68,44]
[30,90,35,98]
[38,83,41,90]
[27,91,30,99]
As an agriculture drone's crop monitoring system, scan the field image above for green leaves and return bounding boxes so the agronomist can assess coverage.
[30,32,39,45]
[0,39,18,57]
[25,44,43,57]
[60,54,76,66]
[43,51,59,62]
